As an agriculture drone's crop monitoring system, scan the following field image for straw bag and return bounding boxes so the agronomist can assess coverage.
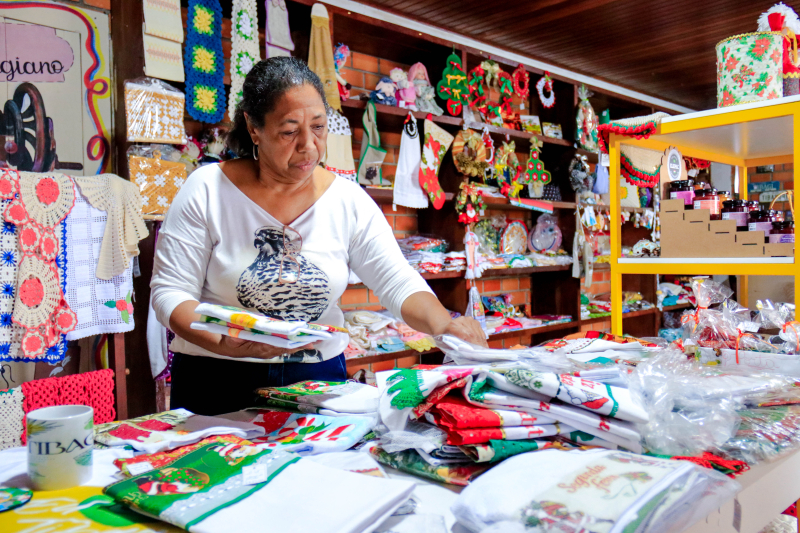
[128,150,187,215]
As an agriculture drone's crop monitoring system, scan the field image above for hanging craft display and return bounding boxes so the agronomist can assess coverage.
[620,178,641,208]
[357,102,388,186]
[452,129,489,178]
[512,64,530,100]
[128,147,188,215]
[143,35,185,83]
[334,43,351,101]
[466,62,519,128]
[393,113,428,209]
[436,52,469,115]
[184,0,225,123]
[124,78,187,144]
[528,214,563,253]
[620,145,662,188]
[308,3,340,111]
[500,220,528,255]
[597,112,670,154]
[493,140,522,195]
[575,84,599,152]
[323,108,356,182]
[419,118,454,209]
[408,62,444,116]
[519,139,551,198]
[1,171,77,361]
[536,71,555,108]
[265,0,295,57]
[228,0,261,120]
[569,155,593,193]
[455,180,485,225]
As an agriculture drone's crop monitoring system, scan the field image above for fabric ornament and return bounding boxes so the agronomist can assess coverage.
[323,108,356,182]
[334,43,351,101]
[455,180,484,225]
[436,52,469,115]
[185,0,226,123]
[466,65,487,114]
[408,62,444,116]
[520,139,551,198]
[357,102,388,186]
[393,113,428,208]
[228,0,261,120]
[536,71,555,108]
[575,84,599,152]
[512,64,530,100]
[597,111,669,154]
[308,3,340,111]
[452,128,489,178]
[369,77,397,107]
[419,117,454,209]
[265,0,295,58]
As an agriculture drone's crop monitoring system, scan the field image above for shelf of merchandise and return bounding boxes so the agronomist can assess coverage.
[347,265,573,289]
[662,302,692,312]
[345,320,578,366]
[579,307,657,326]
[608,96,800,335]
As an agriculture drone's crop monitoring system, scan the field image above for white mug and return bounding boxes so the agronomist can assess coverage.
[27,405,94,490]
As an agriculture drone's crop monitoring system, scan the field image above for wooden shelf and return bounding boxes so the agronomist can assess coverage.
[662,303,692,312]
[348,265,572,288]
[344,320,578,366]
[342,99,573,149]
[364,186,455,204]
[579,307,657,326]
[576,148,599,162]
[580,202,647,213]
[482,197,576,211]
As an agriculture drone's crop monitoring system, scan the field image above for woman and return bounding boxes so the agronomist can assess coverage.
[151,57,486,415]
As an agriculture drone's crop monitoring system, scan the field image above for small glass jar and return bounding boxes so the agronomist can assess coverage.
[748,209,778,240]
[769,221,794,243]
[694,188,720,219]
[721,199,748,231]
[717,190,732,205]
[747,201,760,212]
[669,180,694,206]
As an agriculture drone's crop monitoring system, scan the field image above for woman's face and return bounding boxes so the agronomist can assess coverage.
[247,84,327,182]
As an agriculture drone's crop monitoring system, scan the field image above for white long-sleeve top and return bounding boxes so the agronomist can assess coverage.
[150,164,433,363]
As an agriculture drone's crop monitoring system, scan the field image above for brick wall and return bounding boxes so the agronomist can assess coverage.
[747,163,794,212]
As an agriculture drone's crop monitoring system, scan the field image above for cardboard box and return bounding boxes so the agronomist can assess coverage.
[660,199,794,258]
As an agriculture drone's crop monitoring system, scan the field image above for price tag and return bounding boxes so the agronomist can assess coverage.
[479,209,485,217]
[242,463,268,485]
[519,103,525,110]
[127,461,154,475]
[600,153,610,167]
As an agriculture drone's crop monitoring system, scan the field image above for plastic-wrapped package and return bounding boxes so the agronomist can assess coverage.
[681,277,733,335]
[124,78,187,144]
[629,348,800,456]
[717,405,800,464]
[756,299,800,354]
[452,448,740,533]
[127,144,188,216]
[436,335,576,372]
[372,420,447,453]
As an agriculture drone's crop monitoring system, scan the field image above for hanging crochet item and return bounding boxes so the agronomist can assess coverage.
[520,139,551,198]
[436,52,469,116]
[419,117,454,209]
[184,0,225,123]
[308,3,340,111]
[0,387,24,450]
[128,145,188,216]
[512,64,530,100]
[597,112,670,154]
[393,113,428,209]
[124,78,187,144]
[323,108,356,182]
[265,0,295,57]
[357,101,387,186]
[620,144,662,188]
[228,0,261,120]
[455,179,485,225]
[575,84,599,152]
[536,71,555,108]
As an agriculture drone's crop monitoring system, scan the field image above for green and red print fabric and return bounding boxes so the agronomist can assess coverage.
[717,32,783,107]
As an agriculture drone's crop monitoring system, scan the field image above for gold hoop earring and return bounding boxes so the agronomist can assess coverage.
[253,144,259,160]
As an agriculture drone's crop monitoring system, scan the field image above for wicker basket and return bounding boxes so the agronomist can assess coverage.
[716,32,784,108]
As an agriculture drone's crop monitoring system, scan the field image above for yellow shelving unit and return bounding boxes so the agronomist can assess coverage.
[609,96,800,335]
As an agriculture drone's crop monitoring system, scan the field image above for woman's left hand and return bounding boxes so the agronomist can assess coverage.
[442,316,488,347]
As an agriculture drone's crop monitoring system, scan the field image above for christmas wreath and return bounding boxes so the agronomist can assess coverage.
[512,64,529,99]
[536,72,555,109]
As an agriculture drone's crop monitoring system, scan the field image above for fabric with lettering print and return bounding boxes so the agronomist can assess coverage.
[505,368,649,424]
[452,448,740,533]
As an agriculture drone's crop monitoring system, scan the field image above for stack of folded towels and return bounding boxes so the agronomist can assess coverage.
[191,303,346,349]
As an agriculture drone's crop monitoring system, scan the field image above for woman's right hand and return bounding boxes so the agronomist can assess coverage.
[217,335,314,360]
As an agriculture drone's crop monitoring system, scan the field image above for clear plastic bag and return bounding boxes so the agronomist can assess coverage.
[435,334,579,373]
[372,420,446,453]
[681,277,733,337]
[127,144,188,216]
[717,405,800,464]
[124,77,187,144]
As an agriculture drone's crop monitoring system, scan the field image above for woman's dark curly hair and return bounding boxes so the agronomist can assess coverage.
[226,57,328,158]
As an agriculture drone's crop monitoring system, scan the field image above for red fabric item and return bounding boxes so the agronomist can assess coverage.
[447,427,505,445]
[671,452,750,478]
[108,424,152,442]
[411,376,471,420]
[249,410,293,434]
[19,369,116,444]
[430,394,503,429]
[783,503,796,518]
[138,419,174,431]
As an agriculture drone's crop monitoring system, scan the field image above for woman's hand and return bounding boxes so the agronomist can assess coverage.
[442,316,488,347]
[217,335,314,360]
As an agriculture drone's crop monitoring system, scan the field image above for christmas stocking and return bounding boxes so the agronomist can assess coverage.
[418,117,454,210]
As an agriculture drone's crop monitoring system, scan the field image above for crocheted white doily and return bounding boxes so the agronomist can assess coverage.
[18,172,75,228]
[0,386,23,450]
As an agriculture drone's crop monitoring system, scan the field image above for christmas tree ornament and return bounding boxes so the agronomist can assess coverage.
[575,84,599,152]
[184,0,225,123]
[419,117,454,209]
[228,0,261,120]
[757,3,800,96]
[308,3,340,111]
[436,52,469,115]
[455,179,485,225]
[512,64,530,100]
[536,71,555,109]
[393,113,428,209]
[521,139,551,198]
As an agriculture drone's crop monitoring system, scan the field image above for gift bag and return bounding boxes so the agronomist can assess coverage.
[128,145,187,215]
